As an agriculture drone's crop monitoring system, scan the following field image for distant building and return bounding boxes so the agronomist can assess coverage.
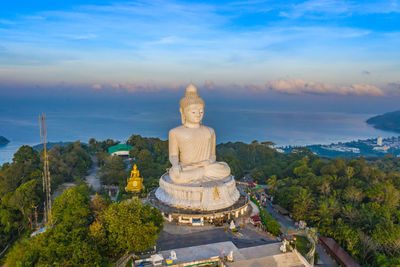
[377,137,383,146]
[107,144,133,156]
[323,145,360,153]
[373,145,390,153]
[275,148,284,153]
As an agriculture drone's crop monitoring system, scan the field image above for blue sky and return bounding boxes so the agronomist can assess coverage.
[0,0,400,97]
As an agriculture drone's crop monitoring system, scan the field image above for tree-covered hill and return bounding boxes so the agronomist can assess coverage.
[367,110,400,133]
[117,135,400,266]
[0,142,92,256]
[0,136,9,145]
[5,187,163,266]
[3,134,400,266]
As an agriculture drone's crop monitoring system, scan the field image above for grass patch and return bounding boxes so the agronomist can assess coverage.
[296,235,311,256]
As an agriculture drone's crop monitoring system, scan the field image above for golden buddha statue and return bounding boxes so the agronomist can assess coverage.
[125,164,143,193]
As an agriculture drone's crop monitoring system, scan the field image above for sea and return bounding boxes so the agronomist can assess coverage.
[0,92,397,165]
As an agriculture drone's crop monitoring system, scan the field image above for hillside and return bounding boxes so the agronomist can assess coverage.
[367,110,400,133]
[32,141,72,151]
[0,136,9,145]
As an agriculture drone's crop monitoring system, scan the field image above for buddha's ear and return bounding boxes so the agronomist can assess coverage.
[179,108,185,124]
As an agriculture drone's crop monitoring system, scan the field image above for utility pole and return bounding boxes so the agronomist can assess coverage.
[39,114,51,225]
[29,209,33,230]
[33,205,39,231]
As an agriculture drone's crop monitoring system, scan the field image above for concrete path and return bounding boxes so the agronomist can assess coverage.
[85,156,101,192]
[51,183,77,201]
[264,201,338,267]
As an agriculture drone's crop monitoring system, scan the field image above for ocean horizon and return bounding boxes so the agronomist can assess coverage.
[0,93,396,165]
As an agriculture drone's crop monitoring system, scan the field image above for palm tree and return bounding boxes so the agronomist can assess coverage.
[267,175,280,196]
[293,189,314,221]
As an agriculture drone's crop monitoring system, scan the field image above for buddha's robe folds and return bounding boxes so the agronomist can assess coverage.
[169,125,231,184]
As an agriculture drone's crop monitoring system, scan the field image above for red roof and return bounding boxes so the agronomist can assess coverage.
[319,236,361,267]
[250,215,261,222]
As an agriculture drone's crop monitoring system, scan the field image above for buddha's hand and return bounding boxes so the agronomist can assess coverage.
[208,155,216,164]
[169,164,182,177]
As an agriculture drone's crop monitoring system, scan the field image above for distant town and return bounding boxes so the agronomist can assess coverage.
[279,136,400,158]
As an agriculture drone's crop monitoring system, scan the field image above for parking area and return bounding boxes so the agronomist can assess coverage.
[156,221,277,251]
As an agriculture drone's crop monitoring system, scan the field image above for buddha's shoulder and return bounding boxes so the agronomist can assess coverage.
[169,125,214,134]
[200,125,215,134]
[169,126,185,135]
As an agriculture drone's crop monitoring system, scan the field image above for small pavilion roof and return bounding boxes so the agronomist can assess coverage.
[108,144,133,154]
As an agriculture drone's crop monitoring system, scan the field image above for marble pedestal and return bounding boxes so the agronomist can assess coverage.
[155,173,240,211]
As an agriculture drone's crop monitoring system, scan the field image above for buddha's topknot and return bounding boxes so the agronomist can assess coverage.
[179,83,205,111]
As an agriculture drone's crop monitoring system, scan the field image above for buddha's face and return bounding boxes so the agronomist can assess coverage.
[181,104,204,125]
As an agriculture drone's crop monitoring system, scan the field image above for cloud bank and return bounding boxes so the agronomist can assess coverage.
[87,79,386,97]
[264,79,385,96]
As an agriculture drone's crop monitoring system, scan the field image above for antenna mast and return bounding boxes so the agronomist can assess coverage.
[39,114,51,225]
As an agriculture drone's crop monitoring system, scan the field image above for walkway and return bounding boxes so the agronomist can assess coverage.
[264,201,338,267]
[85,156,101,192]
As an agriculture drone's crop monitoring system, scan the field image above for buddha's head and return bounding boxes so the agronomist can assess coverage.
[179,83,205,126]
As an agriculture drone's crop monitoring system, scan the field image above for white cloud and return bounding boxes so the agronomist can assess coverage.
[152,36,185,45]
[103,79,386,96]
[92,83,102,90]
[362,70,371,75]
[203,80,216,90]
[279,0,400,19]
[388,81,400,90]
[58,33,97,40]
[0,0,398,86]
[265,79,385,96]
[280,0,351,18]
[109,82,183,93]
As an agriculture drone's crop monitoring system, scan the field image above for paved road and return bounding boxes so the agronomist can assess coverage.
[85,156,101,192]
[264,202,338,267]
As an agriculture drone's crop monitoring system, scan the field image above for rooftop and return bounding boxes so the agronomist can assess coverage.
[107,144,133,154]
[157,241,304,267]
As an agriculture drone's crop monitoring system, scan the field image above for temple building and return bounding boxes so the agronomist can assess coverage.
[125,164,143,193]
[108,144,133,156]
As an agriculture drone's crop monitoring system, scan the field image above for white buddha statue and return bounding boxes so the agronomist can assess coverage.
[155,83,240,211]
[168,83,231,184]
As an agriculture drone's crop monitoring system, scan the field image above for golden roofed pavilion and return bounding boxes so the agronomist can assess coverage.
[125,164,143,193]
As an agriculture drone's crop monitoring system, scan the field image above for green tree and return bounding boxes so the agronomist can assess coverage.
[292,189,314,221]
[6,186,105,266]
[343,186,363,204]
[100,200,163,257]
[100,155,127,185]
[267,175,280,196]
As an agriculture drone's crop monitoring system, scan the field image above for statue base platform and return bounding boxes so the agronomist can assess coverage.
[155,173,240,211]
[148,190,249,226]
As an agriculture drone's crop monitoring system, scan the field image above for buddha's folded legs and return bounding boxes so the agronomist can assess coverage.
[169,166,204,184]
[204,162,231,180]
[169,161,231,184]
